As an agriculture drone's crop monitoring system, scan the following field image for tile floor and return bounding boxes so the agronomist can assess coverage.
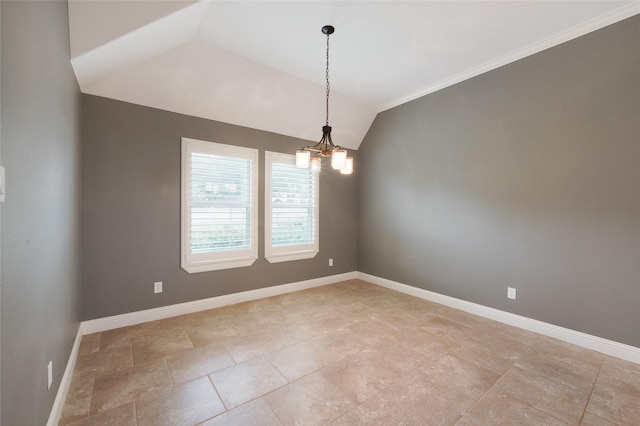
[59,280,640,425]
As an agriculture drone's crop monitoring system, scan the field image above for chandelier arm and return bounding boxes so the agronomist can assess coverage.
[326,129,335,149]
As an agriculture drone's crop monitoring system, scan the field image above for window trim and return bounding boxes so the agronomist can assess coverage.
[181,137,258,273]
[265,151,319,263]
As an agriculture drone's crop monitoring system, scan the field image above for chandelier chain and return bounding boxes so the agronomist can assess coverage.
[325,31,330,126]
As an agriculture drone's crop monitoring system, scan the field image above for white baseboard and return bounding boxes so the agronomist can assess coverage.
[358,272,640,364]
[82,272,357,334]
[50,269,639,425]
[47,324,84,426]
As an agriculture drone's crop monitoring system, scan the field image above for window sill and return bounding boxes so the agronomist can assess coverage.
[265,250,318,264]
[182,257,257,273]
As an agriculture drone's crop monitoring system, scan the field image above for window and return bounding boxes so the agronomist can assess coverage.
[181,138,258,273]
[265,151,319,263]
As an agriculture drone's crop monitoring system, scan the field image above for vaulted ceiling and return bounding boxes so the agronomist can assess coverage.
[69,1,639,150]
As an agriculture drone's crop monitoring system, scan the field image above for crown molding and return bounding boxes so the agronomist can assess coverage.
[379,3,640,112]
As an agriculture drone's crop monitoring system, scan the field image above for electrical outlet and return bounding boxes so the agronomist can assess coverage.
[154,281,163,294]
[47,361,53,390]
[329,258,333,267]
[507,287,517,300]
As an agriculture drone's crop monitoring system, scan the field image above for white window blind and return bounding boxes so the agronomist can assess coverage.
[271,163,315,246]
[181,138,258,273]
[190,153,252,252]
[265,151,319,263]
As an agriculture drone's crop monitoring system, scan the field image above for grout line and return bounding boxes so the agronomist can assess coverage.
[327,336,432,424]
[578,355,606,424]
[163,358,175,388]
[262,396,285,426]
[265,357,291,383]
[469,336,579,426]
[208,373,229,412]
[453,333,540,422]
[87,375,96,420]
[132,400,138,426]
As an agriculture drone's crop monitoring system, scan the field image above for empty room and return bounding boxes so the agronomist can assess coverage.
[1,1,639,425]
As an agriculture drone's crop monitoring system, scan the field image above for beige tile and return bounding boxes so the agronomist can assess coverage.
[419,353,500,400]
[210,357,287,409]
[222,326,292,364]
[201,398,283,426]
[531,336,604,370]
[188,318,239,347]
[269,321,313,343]
[90,359,172,414]
[188,327,237,348]
[59,372,94,425]
[270,291,324,311]
[249,308,299,327]
[467,322,539,355]
[319,348,402,403]
[584,356,640,425]
[310,329,366,362]
[333,301,378,321]
[457,389,568,425]
[601,354,640,376]
[99,321,158,349]
[367,339,427,374]
[580,412,617,426]
[419,315,474,343]
[343,318,397,345]
[389,301,434,317]
[437,307,497,328]
[597,355,640,388]
[387,326,452,358]
[167,342,235,385]
[78,333,101,356]
[136,376,225,426]
[59,413,89,426]
[446,338,525,374]
[198,304,245,323]
[234,298,284,316]
[267,324,311,346]
[263,372,357,426]
[515,342,601,393]
[368,308,415,330]
[63,403,135,426]
[333,368,476,425]
[496,364,591,424]
[287,299,339,318]
[132,329,193,365]
[474,317,540,348]
[229,310,265,333]
[267,341,329,382]
[74,345,132,379]
[295,308,356,334]
[155,312,208,334]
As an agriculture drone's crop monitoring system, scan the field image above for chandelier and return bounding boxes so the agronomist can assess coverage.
[296,25,353,175]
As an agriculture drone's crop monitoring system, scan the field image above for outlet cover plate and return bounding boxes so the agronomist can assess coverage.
[154,282,163,294]
[507,287,517,300]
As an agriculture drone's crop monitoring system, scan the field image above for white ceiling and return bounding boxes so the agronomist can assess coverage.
[69,1,639,150]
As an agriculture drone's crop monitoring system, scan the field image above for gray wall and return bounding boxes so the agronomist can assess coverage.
[82,95,358,320]
[1,1,82,425]
[358,15,640,347]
